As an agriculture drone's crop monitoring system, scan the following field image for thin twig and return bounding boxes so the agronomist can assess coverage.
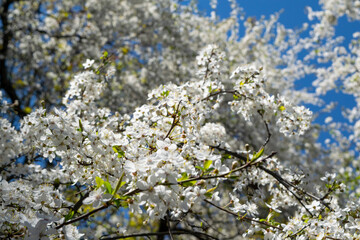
[202,90,253,102]
[167,215,174,240]
[258,112,272,149]
[100,230,218,240]
[258,165,333,211]
[165,100,182,139]
[210,145,247,162]
[204,199,283,231]
[55,203,110,229]
[288,223,309,238]
[178,152,277,185]
[212,146,333,211]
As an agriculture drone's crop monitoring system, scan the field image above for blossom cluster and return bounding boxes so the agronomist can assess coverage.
[229,65,312,136]
[1,0,360,239]
[1,45,316,238]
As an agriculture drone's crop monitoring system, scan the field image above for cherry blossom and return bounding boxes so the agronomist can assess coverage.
[1,0,360,239]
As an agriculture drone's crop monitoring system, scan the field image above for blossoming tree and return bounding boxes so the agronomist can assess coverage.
[1,0,360,239]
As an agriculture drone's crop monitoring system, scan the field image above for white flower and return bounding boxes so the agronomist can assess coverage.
[64,225,85,240]
[320,172,336,182]
[214,159,229,175]
[199,123,226,145]
[83,188,112,208]
[83,59,95,69]
[265,202,282,213]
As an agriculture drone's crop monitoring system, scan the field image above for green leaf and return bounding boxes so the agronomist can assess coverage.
[278,105,286,111]
[161,90,170,97]
[206,186,217,193]
[325,183,332,188]
[301,214,310,223]
[118,150,126,158]
[112,146,119,153]
[204,192,213,198]
[65,210,74,221]
[221,153,232,161]
[251,147,264,162]
[112,146,125,158]
[103,51,108,58]
[181,180,197,187]
[113,199,122,208]
[104,181,112,194]
[78,119,83,132]
[204,160,212,170]
[177,172,189,181]
[206,167,215,172]
[116,195,130,200]
[95,176,104,188]
[112,193,121,199]
[195,166,205,171]
[112,172,125,195]
[120,201,129,207]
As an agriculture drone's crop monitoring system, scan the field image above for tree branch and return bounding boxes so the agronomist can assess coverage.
[204,199,283,231]
[0,0,26,117]
[100,229,218,240]
[177,151,277,185]
[55,203,110,229]
[212,146,333,211]
[165,100,182,139]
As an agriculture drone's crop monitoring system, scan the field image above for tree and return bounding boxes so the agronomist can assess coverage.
[1,0,360,239]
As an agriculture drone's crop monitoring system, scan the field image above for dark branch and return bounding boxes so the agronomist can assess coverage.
[204,199,283,231]
[55,202,110,229]
[177,152,277,185]
[0,0,26,117]
[165,100,182,139]
[212,146,333,211]
[100,229,218,240]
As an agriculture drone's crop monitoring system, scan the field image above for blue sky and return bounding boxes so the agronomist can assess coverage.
[197,0,358,42]
[198,0,317,27]
[195,0,360,141]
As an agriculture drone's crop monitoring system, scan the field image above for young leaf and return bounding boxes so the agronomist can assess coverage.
[278,105,286,111]
[96,176,104,189]
[195,166,205,172]
[103,51,108,58]
[65,210,74,221]
[112,172,125,195]
[206,186,217,193]
[251,147,264,162]
[113,146,125,158]
[78,119,83,132]
[204,160,212,170]
[181,180,197,187]
[104,181,112,194]
[204,192,213,198]
[177,172,189,181]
